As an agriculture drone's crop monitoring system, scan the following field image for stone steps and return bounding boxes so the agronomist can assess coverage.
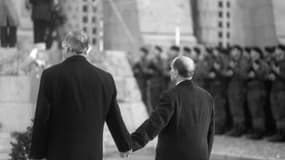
[0,133,12,160]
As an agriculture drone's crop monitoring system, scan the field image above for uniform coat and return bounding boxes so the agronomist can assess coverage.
[246,60,268,130]
[29,55,132,160]
[270,59,285,130]
[227,56,250,126]
[0,0,19,26]
[30,0,53,21]
[132,80,215,160]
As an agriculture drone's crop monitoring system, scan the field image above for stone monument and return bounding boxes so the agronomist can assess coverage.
[137,0,197,46]
[0,0,150,158]
[272,0,285,44]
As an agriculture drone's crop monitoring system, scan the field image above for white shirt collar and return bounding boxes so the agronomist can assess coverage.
[176,78,193,86]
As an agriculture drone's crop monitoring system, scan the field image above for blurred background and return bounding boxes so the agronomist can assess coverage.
[0,0,285,160]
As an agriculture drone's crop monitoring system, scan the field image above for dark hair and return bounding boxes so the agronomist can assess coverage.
[140,47,149,54]
[173,58,194,78]
[264,46,276,53]
[222,47,230,54]
[193,47,201,54]
[244,46,252,53]
[205,47,213,54]
[183,47,191,53]
[154,45,163,52]
[251,47,263,58]
[215,46,223,52]
[277,44,285,52]
[170,45,180,52]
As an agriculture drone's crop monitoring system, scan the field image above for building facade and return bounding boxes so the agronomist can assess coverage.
[197,0,281,47]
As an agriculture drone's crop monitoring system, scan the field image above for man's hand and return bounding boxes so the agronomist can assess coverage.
[120,150,132,158]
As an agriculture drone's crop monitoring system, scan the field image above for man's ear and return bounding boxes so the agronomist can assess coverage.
[174,69,179,77]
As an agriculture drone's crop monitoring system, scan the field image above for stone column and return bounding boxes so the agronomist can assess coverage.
[103,0,142,53]
[272,0,285,44]
[137,0,196,46]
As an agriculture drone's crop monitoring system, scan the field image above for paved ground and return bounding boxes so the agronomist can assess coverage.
[212,136,285,160]
[1,133,285,160]
[103,136,285,160]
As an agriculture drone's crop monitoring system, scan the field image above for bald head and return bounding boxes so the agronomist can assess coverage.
[171,56,195,78]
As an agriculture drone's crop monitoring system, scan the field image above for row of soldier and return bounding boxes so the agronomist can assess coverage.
[132,44,285,142]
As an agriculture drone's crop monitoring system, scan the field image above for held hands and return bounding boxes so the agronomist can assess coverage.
[120,150,132,158]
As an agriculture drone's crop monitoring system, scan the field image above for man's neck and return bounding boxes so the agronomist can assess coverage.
[176,77,192,85]
[65,52,86,59]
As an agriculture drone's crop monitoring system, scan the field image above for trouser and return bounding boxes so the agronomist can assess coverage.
[270,90,285,130]
[247,89,266,131]
[209,81,227,129]
[0,25,17,47]
[33,20,51,48]
[228,82,246,127]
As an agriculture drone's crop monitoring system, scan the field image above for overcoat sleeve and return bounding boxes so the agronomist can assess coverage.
[207,102,215,158]
[106,75,132,152]
[29,71,51,159]
[131,91,175,151]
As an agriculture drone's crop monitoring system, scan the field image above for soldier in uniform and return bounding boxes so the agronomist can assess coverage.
[193,47,209,89]
[226,45,250,137]
[246,47,269,139]
[206,47,230,134]
[267,44,285,142]
[146,45,166,111]
[133,47,154,114]
[263,46,277,136]
[182,46,191,58]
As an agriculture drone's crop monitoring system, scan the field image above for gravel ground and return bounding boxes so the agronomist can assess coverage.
[212,136,285,160]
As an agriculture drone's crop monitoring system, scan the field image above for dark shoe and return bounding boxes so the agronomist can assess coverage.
[226,127,246,137]
[215,127,227,135]
[267,130,285,142]
[246,132,264,140]
[263,130,275,138]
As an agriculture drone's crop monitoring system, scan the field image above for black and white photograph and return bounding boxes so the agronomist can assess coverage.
[0,0,285,160]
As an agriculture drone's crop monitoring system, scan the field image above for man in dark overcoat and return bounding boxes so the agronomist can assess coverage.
[29,31,132,160]
[131,56,215,160]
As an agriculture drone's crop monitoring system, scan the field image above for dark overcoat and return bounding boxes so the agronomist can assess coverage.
[132,80,215,160]
[30,0,53,21]
[0,0,19,26]
[29,55,132,160]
